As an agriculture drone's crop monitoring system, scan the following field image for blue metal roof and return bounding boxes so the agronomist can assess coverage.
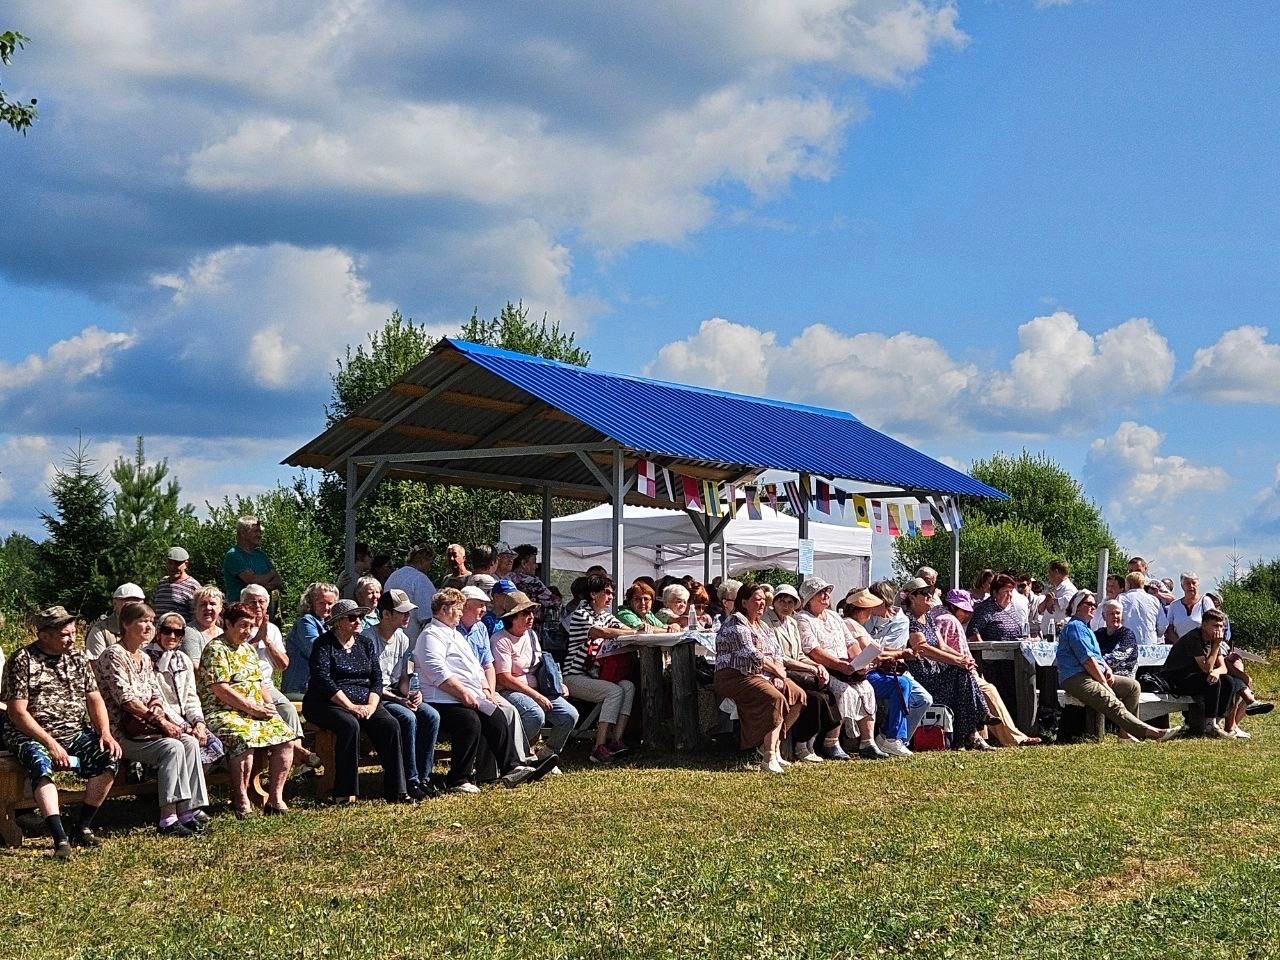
[443,338,1006,500]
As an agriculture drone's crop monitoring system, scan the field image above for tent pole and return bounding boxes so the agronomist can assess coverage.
[344,460,358,589]
[611,448,625,594]
[541,486,553,585]
[951,527,961,589]
[719,532,728,581]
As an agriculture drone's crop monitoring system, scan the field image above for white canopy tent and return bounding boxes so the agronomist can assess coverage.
[501,503,872,590]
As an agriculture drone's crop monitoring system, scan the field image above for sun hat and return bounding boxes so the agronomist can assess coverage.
[845,588,881,609]
[773,584,800,603]
[326,598,370,626]
[944,589,974,613]
[903,576,931,593]
[798,576,833,605]
[496,589,538,619]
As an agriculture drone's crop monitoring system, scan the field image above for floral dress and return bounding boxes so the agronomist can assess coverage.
[910,614,988,746]
[198,637,296,756]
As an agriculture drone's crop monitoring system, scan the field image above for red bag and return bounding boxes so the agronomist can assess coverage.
[910,725,948,752]
[596,652,636,684]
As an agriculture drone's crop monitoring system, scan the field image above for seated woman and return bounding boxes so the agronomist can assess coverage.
[1094,599,1138,678]
[365,589,441,800]
[281,581,339,696]
[414,587,547,794]
[1056,590,1178,742]
[617,582,678,633]
[491,591,578,756]
[656,584,693,629]
[932,589,1039,747]
[199,602,297,817]
[713,582,806,774]
[353,576,383,632]
[1160,607,1245,739]
[564,574,639,764]
[841,588,922,757]
[1204,592,1274,738]
[146,611,224,767]
[764,583,837,763]
[182,585,224,664]
[902,579,994,751]
[716,579,743,621]
[795,577,886,760]
[96,602,211,835]
[302,598,410,804]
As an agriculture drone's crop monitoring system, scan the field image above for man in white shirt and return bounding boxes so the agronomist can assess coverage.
[1037,560,1077,632]
[384,545,437,638]
[1010,573,1032,633]
[1119,572,1164,646]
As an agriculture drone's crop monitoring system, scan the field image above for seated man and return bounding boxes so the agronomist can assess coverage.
[2,606,123,858]
[85,582,146,660]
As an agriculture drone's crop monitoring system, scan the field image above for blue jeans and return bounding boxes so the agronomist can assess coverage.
[383,700,441,785]
[867,671,934,741]
[502,691,579,753]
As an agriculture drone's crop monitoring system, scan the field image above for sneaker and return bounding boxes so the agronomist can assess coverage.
[818,743,852,761]
[1203,722,1231,740]
[605,741,630,758]
[1155,726,1181,742]
[1246,701,1275,716]
[759,756,787,774]
[547,765,564,776]
[406,781,429,801]
[1232,728,1252,739]
[875,735,913,757]
[858,742,890,760]
[589,744,616,764]
[68,826,101,848]
[499,764,537,788]
[448,782,481,795]
[524,753,560,784]
[793,743,824,763]
[52,840,72,861]
[157,821,195,838]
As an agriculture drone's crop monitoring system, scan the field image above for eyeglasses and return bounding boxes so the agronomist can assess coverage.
[913,589,933,598]
[344,614,361,623]
[158,626,184,636]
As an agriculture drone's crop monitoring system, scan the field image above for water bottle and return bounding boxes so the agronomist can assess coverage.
[1045,617,1056,642]
[711,614,722,633]
[409,671,421,693]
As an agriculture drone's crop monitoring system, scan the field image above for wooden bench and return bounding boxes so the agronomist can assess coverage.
[1058,690,1203,740]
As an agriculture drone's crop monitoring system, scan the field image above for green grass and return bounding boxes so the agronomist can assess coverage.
[4,672,1280,959]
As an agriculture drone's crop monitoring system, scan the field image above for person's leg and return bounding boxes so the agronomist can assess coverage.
[502,691,547,747]
[382,702,419,787]
[565,675,622,749]
[226,750,255,813]
[266,742,293,808]
[272,693,318,767]
[544,697,579,754]
[612,680,637,743]
[362,706,406,800]
[123,735,185,824]
[903,675,934,739]
[306,700,362,798]
[413,702,441,784]
[977,678,1031,746]
[1064,674,1159,740]
[433,703,483,787]
[476,702,521,773]
[867,672,908,742]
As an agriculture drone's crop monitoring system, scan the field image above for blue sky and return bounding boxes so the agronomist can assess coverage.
[2,1,1278,585]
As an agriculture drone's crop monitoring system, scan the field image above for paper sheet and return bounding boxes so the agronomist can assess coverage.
[849,641,881,672]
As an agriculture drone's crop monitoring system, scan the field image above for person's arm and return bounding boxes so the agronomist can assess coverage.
[289,616,322,661]
[262,626,288,671]
[364,637,383,713]
[439,677,479,708]
[6,699,75,767]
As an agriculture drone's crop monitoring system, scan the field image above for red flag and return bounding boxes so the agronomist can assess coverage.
[816,480,831,514]
[635,459,657,498]
[681,475,702,511]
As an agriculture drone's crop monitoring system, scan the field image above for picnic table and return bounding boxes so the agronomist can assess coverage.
[598,630,715,753]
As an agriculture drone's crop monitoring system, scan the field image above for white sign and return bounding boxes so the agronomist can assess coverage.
[797,538,815,575]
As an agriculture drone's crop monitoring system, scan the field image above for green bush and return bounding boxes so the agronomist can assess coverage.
[1220,584,1280,652]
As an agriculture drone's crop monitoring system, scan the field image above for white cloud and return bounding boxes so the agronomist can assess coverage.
[647,318,776,391]
[1083,421,1229,530]
[1180,326,1280,405]
[0,328,136,394]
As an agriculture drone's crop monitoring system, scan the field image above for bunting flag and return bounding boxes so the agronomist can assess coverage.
[783,480,806,516]
[920,514,936,537]
[635,459,657,498]
[744,486,762,520]
[726,484,739,517]
[681,475,702,511]
[943,496,964,532]
[663,467,676,504]
[903,501,919,536]
[701,479,722,517]
[835,486,849,514]
[815,480,832,514]
[930,495,952,533]
[765,483,779,512]
[870,499,885,534]
[887,502,902,537]
[852,495,870,528]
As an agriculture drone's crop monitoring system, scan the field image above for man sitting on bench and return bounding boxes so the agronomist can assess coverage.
[2,606,122,859]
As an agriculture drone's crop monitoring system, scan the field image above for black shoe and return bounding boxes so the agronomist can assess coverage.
[1246,701,1275,716]
[157,821,195,838]
[263,804,288,816]
[52,840,72,861]
[525,753,560,784]
[390,793,419,805]
[406,782,429,801]
[68,826,100,848]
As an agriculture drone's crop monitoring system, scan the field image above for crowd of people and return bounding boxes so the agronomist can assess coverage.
[1,517,1270,858]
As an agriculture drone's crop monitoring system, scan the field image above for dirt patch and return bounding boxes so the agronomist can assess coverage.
[1030,857,1199,916]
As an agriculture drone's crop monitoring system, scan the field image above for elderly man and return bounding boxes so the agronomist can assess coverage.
[493,541,517,578]
[2,606,122,858]
[152,546,202,620]
[384,545,437,638]
[440,543,471,589]
[1128,555,1176,605]
[223,515,283,600]
[85,582,146,660]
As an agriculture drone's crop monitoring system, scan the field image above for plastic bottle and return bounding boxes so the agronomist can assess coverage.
[711,614,722,633]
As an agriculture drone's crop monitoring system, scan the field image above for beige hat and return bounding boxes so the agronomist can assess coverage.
[772,584,800,603]
[494,589,537,619]
[460,586,491,604]
[844,588,881,609]
[113,582,145,600]
[166,546,190,562]
[902,577,931,593]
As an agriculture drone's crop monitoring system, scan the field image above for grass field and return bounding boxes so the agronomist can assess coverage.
[4,673,1280,960]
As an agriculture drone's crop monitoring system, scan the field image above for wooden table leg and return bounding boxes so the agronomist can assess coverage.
[638,647,670,751]
[670,641,701,753]
[1013,652,1039,735]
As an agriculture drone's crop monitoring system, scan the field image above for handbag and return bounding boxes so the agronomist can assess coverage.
[121,706,168,740]
[530,634,564,699]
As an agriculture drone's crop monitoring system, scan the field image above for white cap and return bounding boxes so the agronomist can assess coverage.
[461,586,490,603]
[113,582,145,600]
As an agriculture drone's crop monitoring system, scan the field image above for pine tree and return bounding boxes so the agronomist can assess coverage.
[110,437,193,591]
[37,439,117,616]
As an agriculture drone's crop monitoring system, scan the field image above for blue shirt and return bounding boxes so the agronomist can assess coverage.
[1055,618,1103,683]
[282,613,325,694]
[458,620,493,668]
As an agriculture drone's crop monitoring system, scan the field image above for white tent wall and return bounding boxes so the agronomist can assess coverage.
[501,504,872,592]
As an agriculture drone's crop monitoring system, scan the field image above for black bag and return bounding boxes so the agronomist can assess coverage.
[1137,667,1170,695]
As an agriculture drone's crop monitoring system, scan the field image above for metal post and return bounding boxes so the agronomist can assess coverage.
[798,473,810,542]
[1096,548,1109,598]
[541,486,553,584]
[951,527,961,589]
[344,460,358,588]
[610,447,625,592]
[719,531,728,580]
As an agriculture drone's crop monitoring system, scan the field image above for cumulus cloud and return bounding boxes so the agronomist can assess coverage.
[1179,326,1280,405]
[646,310,1172,438]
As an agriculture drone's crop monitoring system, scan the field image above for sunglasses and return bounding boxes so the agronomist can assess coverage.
[158,626,184,636]
[344,614,362,623]
[912,589,933,597]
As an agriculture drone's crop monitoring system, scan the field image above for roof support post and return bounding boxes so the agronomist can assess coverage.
[797,472,811,543]
[610,447,625,594]
[541,486,553,584]
[345,461,388,590]
[951,526,961,590]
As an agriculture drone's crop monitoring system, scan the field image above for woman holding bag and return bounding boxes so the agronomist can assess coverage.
[564,574,638,763]
[492,590,578,756]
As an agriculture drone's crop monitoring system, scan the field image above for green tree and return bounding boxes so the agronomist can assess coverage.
[37,440,117,616]
[317,305,591,577]
[109,437,195,591]
[1,31,38,135]
[894,450,1124,588]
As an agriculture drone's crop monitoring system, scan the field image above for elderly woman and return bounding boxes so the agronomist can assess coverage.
[302,598,409,804]
[97,602,211,835]
[617,582,675,632]
[414,588,547,793]
[795,577,886,760]
[932,589,1038,747]
[764,584,837,763]
[491,591,578,755]
[1095,599,1138,677]
[282,581,339,695]
[1057,590,1178,742]
[1160,607,1245,738]
[564,574,639,764]
[1162,572,1216,642]
[199,602,297,816]
[146,612,224,766]
[842,588,920,757]
[181,585,224,663]
[353,576,382,631]
[902,579,994,750]
[657,583,693,629]
[717,578,744,620]
[685,580,715,629]
[714,582,806,773]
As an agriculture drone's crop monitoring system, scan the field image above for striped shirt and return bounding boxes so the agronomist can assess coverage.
[564,606,623,676]
[151,574,201,619]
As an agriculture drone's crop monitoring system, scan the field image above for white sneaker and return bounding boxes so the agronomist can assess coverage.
[448,782,481,795]
[794,743,824,763]
[1203,722,1232,740]
[1232,728,1251,739]
[760,757,787,774]
[875,735,913,757]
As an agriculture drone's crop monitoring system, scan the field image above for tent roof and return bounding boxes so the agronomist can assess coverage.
[285,337,1006,505]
